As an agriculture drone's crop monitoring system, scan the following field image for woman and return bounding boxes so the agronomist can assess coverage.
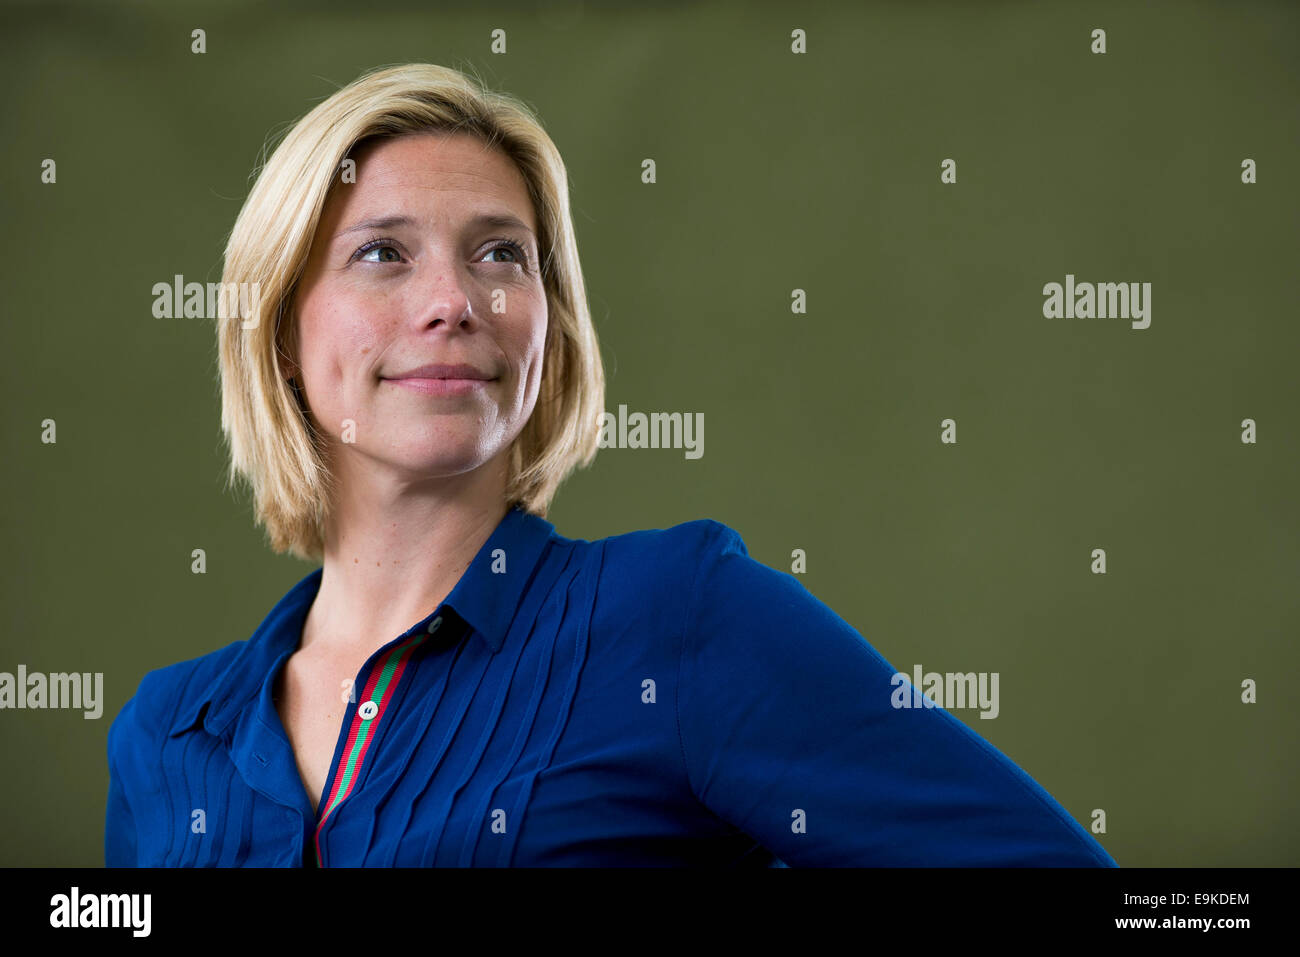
[105,63,1117,868]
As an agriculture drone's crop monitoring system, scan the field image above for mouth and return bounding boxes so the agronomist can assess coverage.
[384,377,493,396]
[382,363,497,397]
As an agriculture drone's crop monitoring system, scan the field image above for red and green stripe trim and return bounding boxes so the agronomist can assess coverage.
[313,628,431,866]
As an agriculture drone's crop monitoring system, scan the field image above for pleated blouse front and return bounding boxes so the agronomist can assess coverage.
[105,506,1117,868]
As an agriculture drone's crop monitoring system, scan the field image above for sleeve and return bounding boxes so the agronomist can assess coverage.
[675,522,1118,867]
[104,698,139,867]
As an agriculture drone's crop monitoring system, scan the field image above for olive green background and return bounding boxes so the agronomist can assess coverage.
[1,0,1295,867]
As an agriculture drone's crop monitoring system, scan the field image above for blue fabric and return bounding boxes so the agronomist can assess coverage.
[105,506,1117,867]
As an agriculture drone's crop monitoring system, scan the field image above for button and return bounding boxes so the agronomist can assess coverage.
[428,615,443,634]
[358,700,378,720]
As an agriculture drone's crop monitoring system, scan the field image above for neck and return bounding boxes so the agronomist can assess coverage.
[302,451,511,659]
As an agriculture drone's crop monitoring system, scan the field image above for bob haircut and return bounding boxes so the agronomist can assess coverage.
[217,63,604,562]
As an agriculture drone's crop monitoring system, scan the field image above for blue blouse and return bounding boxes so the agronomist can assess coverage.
[104,506,1117,867]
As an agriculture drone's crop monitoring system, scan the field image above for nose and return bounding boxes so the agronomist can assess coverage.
[409,258,476,332]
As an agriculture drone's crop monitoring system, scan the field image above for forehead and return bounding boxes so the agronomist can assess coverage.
[330,131,536,230]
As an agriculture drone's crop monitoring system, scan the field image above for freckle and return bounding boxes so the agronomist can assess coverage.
[361,346,370,354]
[353,557,359,563]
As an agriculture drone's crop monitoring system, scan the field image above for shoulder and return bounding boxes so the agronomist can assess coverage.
[107,640,247,758]
[590,516,748,579]
[577,516,807,633]
[594,516,877,668]
[576,516,752,605]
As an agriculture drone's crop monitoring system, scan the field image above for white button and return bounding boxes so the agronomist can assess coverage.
[358,700,378,720]
[427,615,443,634]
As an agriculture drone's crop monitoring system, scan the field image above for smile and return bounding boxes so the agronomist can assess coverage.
[383,377,493,396]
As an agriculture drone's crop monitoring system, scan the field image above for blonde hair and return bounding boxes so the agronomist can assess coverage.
[218,63,604,562]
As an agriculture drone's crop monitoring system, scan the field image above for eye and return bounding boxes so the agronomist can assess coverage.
[354,240,404,264]
[483,239,530,268]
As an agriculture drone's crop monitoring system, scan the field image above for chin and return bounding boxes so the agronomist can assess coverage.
[387,444,500,478]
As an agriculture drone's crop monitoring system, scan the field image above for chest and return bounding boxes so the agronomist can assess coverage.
[273,650,365,814]
[143,615,734,866]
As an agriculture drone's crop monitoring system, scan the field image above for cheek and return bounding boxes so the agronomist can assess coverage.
[516,296,548,376]
[299,293,382,385]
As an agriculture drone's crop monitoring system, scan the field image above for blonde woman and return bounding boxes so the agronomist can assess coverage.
[104,64,1117,868]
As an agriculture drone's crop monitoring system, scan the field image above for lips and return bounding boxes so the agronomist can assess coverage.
[384,363,495,381]
[382,363,496,398]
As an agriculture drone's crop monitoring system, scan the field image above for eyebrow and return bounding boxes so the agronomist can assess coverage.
[335,212,535,240]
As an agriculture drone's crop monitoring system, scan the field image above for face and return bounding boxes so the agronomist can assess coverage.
[287,131,548,492]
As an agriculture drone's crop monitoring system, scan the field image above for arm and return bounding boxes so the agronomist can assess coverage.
[105,699,139,867]
[675,522,1117,867]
